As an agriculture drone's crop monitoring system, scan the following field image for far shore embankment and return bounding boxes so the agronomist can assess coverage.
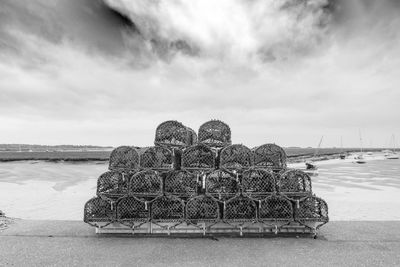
[0,148,384,163]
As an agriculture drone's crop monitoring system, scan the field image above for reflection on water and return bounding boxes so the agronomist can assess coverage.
[0,158,399,220]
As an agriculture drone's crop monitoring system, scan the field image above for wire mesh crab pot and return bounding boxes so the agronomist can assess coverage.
[181,143,215,170]
[97,171,131,201]
[186,127,198,146]
[164,170,199,198]
[241,169,276,200]
[223,195,257,222]
[277,169,312,200]
[129,170,162,198]
[295,196,329,229]
[154,120,193,148]
[219,144,253,171]
[258,195,293,224]
[84,197,115,227]
[252,144,287,170]
[198,120,232,148]
[116,196,150,227]
[140,146,175,171]
[186,195,220,222]
[205,169,239,201]
[151,195,185,222]
[109,146,140,171]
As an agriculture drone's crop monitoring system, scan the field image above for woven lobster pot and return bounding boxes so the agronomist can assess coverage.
[129,170,162,198]
[224,195,257,221]
[259,195,293,222]
[205,169,238,201]
[84,197,115,225]
[242,169,276,199]
[154,120,192,147]
[164,170,198,198]
[198,120,231,148]
[186,195,220,222]
[219,144,253,171]
[295,196,329,227]
[186,127,198,146]
[116,196,149,225]
[252,144,287,170]
[96,171,131,201]
[151,195,185,222]
[109,146,140,171]
[181,143,215,170]
[140,146,174,171]
[277,169,312,200]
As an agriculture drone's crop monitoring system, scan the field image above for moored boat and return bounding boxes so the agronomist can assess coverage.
[355,154,366,164]
[304,136,323,175]
[385,134,399,159]
[355,130,367,164]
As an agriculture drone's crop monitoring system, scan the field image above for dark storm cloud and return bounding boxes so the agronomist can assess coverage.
[1,0,135,51]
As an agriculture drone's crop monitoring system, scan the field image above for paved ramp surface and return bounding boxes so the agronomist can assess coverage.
[1,220,400,266]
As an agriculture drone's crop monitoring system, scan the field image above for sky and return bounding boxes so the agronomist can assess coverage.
[0,0,399,148]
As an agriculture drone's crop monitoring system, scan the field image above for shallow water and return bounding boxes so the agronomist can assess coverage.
[0,156,399,221]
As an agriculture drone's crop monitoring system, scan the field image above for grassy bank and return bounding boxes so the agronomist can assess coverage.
[0,151,110,162]
[0,148,384,162]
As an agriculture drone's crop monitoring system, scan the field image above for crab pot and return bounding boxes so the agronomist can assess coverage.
[154,120,193,147]
[116,196,149,224]
[186,196,220,221]
[164,170,198,198]
[140,146,175,170]
[219,144,253,170]
[97,171,131,200]
[140,146,174,170]
[182,169,211,195]
[109,146,140,171]
[224,196,257,221]
[252,144,287,170]
[259,195,293,221]
[186,127,198,146]
[198,120,232,148]
[151,195,185,221]
[129,170,162,197]
[181,143,215,170]
[84,197,115,224]
[242,169,276,199]
[295,196,329,226]
[277,169,312,199]
[205,169,238,201]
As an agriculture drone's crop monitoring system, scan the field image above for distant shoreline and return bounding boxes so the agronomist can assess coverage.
[0,151,110,162]
[0,148,383,163]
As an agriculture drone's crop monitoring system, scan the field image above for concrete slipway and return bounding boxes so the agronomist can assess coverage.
[1,220,400,266]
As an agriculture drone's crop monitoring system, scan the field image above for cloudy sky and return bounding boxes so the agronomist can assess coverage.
[0,0,399,148]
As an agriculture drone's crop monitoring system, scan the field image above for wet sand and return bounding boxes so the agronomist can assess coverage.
[0,161,106,220]
[0,155,399,220]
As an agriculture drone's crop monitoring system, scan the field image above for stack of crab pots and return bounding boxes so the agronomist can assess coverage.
[84,120,329,236]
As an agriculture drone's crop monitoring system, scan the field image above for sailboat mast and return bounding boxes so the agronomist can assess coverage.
[314,135,324,158]
[393,134,396,153]
[359,129,363,153]
[340,136,343,153]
